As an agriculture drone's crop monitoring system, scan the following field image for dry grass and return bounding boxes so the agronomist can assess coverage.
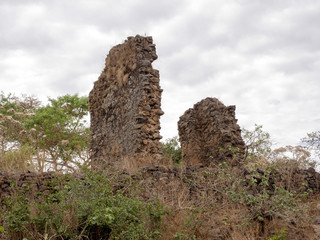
[0,146,35,173]
[121,156,320,240]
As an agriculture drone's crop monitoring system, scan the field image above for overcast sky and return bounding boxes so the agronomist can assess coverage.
[1,0,320,148]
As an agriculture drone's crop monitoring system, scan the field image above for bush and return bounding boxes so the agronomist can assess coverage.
[161,136,182,165]
[241,124,272,164]
[217,162,310,229]
[1,169,167,240]
[268,228,287,240]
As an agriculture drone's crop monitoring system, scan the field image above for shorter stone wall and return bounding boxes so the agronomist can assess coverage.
[242,166,320,194]
[0,170,56,199]
[1,166,320,202]
[178,97,245,166]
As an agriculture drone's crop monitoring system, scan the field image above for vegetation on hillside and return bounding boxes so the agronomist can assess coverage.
[1,92,320,239]
[1,168,167,240]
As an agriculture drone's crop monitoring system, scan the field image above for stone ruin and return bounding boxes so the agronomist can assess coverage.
[89,35,163,169]
[178,97,245,166]
[2,37,320,238]
[89,35,246,169]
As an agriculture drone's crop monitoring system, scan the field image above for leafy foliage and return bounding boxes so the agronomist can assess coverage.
[218,162,306,223]
[25,94,90,171]
[242,124,272,163]
[0,92,90,172]
[1,169,167,240]
[268,228,287,240]
[0,92,39,153]
[161,136,182,165]
[302,131,320,160]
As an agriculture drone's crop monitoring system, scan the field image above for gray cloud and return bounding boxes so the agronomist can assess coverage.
[0,0,320,148]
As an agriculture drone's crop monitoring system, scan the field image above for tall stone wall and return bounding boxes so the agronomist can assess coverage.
[178,97,245,166]
[89,35,163,169]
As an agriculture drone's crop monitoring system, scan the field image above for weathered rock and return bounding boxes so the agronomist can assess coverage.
[178,97,245,166]
[0,171,56,199]
[89,35,163,170]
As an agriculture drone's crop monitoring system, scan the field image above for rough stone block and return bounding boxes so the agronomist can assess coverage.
[89,35,163,169]
[178,97,245,166]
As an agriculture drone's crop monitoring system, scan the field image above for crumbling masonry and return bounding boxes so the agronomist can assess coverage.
[89,36,245,169]
[178,97,245,166]
[89,35,163,169]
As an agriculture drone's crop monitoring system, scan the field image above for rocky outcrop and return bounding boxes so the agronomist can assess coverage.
[178,97,245,166]
[89,35,163,169]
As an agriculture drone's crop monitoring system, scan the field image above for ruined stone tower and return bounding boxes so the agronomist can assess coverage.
[89,35,163,169]
[178,97,245,166]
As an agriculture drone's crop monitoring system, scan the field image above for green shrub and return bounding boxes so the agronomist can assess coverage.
[174,231,196,240]
[268,228,287,240]
[161,136,182,165]
[218,163,309,225]
[1,169,167,239]
[5,196,30,233]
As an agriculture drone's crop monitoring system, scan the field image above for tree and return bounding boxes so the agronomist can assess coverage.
[301,131,320,160]
[0,92,90,172]
[26,94,90,171]
[0,92,40,171]
[0,92,40,153]
[241,124,273,163]
[271,145,314,169]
